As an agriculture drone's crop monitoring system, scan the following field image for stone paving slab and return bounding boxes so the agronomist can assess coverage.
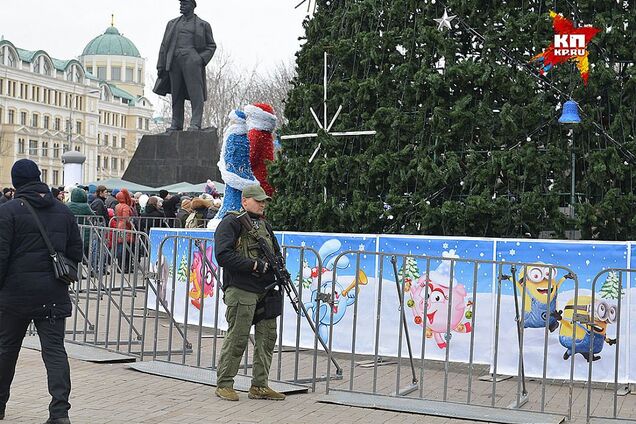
[22,336,137,364]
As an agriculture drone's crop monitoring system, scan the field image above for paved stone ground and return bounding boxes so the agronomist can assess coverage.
[6,347,481,424]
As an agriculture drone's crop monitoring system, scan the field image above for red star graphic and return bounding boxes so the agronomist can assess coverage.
[531,11,600,85]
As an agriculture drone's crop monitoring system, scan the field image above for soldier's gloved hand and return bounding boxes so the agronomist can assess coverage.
[607,338,617,346]
[254,259,269,274]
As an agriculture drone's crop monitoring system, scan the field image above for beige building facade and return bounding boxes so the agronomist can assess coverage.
[0,24,153,188]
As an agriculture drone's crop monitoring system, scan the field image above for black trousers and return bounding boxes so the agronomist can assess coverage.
[0,310,71,418]
[169,49,205,130]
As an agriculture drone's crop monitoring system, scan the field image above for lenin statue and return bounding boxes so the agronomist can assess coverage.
[155,0,216,131]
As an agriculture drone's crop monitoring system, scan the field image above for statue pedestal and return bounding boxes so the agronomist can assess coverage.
[122,129,221,187]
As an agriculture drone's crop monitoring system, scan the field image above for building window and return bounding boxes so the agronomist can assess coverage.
[0,78,3,95]
[31,114,39,128]
[20,112,27,126]
[28,140,38,156]
[66,120,71,133]
[138,68,142,83]
[75,145,81,152]
[55,118,61,131]
[97,133,101,145]
[145,118,149,131]
[29,140,38,156]
[112,67,121,81]
[104,134,109,146]
[8,109,15,124]
[7,49,17,68]
[126,67,134,82]
[121,137,126,149]
[103,157,108,169]
[52,170,59,186]
[86,66,93,74]
[97,155,101,169]
[76,121,83,135]
[113,136,118,148]
[42,142,48,157]
[53,143,60,158]
[0,107,2,124]
[42,169,48,184]
[43,115,50,129]
[112,158,118,171]
[120,159,125,170]
[18,139,25,154]
[97,66,106,80]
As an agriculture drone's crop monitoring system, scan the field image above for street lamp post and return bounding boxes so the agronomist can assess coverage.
[558,100,581,218]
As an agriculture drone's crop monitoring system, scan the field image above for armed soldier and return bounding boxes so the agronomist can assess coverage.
[214,184,285,401]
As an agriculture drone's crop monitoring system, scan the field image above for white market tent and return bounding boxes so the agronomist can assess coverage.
[155,181,225,195]
[86,178,158,193]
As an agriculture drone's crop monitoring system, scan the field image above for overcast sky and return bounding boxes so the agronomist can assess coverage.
[0,0,309,106]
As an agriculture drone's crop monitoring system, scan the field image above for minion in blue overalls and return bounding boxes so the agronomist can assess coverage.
[558,295,617,362]
[516,264,572,332]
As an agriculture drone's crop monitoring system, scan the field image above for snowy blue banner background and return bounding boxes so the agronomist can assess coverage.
[149,228,635,383]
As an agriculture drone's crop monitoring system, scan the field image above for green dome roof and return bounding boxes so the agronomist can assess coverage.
[82,26,140,58]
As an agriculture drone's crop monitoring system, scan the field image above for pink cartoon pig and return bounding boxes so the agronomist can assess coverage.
[410,276,472,349]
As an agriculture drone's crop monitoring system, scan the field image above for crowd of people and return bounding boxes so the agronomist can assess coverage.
[0,183,224,232]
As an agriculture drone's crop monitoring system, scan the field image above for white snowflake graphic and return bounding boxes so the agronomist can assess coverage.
[509,249,516,256]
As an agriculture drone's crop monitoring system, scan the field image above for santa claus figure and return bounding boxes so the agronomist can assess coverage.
[245,103,277,196]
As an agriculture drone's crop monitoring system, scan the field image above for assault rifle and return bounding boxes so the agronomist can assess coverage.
[236,212,343,376]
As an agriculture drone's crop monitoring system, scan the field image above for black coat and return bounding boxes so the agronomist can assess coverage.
[0,182,83,317]
[90,196,109,226]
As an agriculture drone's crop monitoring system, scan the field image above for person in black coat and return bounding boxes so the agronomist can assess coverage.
[89,185,109,226]
[0,159,82,424]
[140,196,166,233]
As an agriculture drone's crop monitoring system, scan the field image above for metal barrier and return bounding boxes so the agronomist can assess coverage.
[74,215,106,227]
[586,268,635,423]
[65,225,157,356]
[139,235,338,391]
[322,251,581,423]
[133,216,182,234]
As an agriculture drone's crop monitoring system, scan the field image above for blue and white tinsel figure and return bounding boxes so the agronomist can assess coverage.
[214,109,259,220]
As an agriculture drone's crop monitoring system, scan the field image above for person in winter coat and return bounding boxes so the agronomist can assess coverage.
[176,197,192,227]
[89,185,109,226]
[162,194,180,220]
[185,197,212,228]
[141,196,165,233]
[66,188,95,258]
[0,159,82,424]
[109,189,136,273]
[105,188,119,210]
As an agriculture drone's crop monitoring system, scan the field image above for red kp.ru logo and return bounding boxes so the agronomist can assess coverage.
[531,11,600,85]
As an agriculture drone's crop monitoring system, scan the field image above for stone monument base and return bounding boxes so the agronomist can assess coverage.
[122,129,221,187]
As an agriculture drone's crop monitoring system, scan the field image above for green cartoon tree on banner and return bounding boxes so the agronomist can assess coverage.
[177,255,189,282]
[398,256,420,291]
[269,0,636,239]
[599,271,624,300]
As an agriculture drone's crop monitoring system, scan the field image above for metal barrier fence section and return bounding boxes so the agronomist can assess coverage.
[586,268,634,423]
[50,222,636,422]
[140,235,337,391]
[322,251,583,423]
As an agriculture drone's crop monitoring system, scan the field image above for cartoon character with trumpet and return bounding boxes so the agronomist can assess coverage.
[558,296,617,362]
[515,263,573,332]
[301,239,368,343]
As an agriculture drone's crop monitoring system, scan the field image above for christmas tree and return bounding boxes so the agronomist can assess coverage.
[177,255,189,282]
[268,0,636,239]
[398,256,420,292]
[599,271,624,300]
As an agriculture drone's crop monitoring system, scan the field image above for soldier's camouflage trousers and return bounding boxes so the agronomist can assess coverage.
[216,286,278,388]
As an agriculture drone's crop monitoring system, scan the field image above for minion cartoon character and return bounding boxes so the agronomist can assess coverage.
[516,264,572,332]
[558,296,617,362]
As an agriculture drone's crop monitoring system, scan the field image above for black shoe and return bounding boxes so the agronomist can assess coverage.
[43,417,71,424]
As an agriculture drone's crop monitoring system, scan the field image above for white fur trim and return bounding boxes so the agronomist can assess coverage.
[244,104,277,132]
[217,121,259,190]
